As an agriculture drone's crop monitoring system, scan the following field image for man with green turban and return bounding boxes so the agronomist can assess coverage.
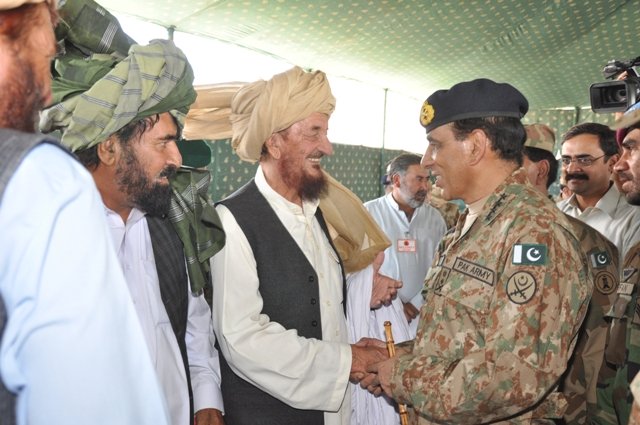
[1,0,170,424]
[40,2,226,424]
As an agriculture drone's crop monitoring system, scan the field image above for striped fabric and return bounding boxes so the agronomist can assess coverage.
[40,39,196,152]
[169,167,225,294]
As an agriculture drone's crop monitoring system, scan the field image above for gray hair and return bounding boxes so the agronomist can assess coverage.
[388,153,422,178]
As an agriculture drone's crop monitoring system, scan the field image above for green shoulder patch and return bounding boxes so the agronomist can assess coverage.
[512,244,547,266]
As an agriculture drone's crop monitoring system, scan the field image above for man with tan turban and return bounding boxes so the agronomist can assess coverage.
[210,66,392,425]
[39,1,225,424]
[0,0,169,424]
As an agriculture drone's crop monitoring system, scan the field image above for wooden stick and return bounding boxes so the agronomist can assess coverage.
[384,321,409,425]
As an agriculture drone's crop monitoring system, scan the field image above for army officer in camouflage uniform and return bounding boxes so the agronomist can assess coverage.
[523,124,619,425]
[361,79,592,424]
[609,102,640,425]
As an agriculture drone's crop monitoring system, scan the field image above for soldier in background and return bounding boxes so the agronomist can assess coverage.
[361,78,592,424]
[608,102,640,425]
[427,184,461,230]
[523,123,619,425]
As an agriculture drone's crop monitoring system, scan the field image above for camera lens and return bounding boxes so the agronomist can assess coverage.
[604,87,627,103]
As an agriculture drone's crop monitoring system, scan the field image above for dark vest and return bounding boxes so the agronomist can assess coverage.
[217,180,346,425]
[0,129,69,425]
[146,215,194,424]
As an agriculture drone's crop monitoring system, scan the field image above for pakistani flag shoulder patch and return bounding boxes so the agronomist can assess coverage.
[512,244,547,266]
[590,250,611,269]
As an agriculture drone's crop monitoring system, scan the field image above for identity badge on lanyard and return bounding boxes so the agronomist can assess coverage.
[397,238,417,253]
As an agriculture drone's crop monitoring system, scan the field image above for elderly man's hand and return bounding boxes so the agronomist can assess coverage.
[350,338,388,382]
[370,252,402,309]
[195,408,225,425]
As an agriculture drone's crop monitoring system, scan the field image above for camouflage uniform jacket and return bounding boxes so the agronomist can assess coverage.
[560,216,619,425]
[428,194,461,231]
[388,168,592,424]
[605,241,640,425]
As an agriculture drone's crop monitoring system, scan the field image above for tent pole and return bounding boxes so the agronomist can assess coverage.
[379,88,389,196]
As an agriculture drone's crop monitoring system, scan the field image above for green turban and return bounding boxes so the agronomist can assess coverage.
[40,38,196,151]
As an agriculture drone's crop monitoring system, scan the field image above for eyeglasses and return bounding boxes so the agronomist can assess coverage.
[560,154,606,167]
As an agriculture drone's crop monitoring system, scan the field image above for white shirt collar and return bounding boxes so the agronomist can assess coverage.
[104,205,146,227]
[565,183,621,218]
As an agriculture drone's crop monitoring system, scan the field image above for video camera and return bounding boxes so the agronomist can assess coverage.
[590,56,640,113]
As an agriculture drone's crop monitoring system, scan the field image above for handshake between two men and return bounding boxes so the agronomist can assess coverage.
[349,251,410,398]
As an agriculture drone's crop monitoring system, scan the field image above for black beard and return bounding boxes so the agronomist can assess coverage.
[116,144,177,217]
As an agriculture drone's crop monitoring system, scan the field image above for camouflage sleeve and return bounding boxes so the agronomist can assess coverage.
[562,230,619,425]
[388,225,592,423]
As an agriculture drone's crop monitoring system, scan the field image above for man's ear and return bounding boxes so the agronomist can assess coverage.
[391,173,401,188]
[607,153,620,172]
[97,137,118,166]
[264,133,282,160]
[537,159,551,186]
[466,129,488,165]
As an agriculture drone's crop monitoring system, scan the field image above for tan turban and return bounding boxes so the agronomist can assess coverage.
[183,68,390,272]
[230,66,336,163]
[320,173,391,274]
[0,0,51,9]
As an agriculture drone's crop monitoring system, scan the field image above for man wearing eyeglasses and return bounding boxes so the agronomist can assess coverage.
[558,122,640,260]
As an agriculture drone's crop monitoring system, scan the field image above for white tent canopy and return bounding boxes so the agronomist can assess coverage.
[113,13,427,154]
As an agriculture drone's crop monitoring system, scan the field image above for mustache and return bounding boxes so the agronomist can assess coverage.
[159,165,178,180]
[616,171,632,182]
[566,173,588,181]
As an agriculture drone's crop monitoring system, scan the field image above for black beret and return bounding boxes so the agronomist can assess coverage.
[419,78,528,133]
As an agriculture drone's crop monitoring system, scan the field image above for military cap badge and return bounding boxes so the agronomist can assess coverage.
[420,101,435,127]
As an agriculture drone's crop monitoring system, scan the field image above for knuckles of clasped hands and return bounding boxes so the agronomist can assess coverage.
[349,337,389,396]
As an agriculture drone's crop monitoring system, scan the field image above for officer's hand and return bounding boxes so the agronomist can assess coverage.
[360,358,394,398]
[350,340,388,382]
